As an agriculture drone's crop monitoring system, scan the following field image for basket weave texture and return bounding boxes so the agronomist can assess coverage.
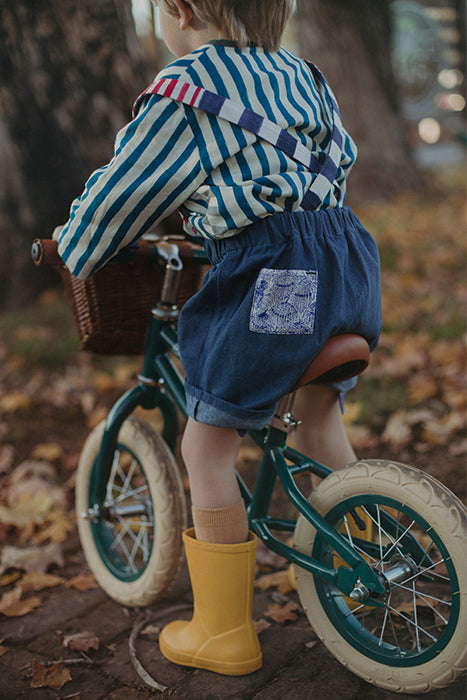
[59,241,208,355]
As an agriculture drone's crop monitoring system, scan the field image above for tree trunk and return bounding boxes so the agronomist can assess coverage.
[0,0,152,308]
[295,0,423,202]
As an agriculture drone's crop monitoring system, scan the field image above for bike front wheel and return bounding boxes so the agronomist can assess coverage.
[76,417,187,607]
[293,459,467,694]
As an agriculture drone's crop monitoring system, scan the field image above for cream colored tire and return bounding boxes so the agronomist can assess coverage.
[293,459,467,694]
[76,417,187,607]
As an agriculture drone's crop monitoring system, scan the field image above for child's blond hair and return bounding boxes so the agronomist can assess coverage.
[158,0,295,52]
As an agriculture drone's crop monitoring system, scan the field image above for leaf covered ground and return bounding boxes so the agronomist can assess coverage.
[0,168,465,684]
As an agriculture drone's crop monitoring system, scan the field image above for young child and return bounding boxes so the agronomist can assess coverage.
[56,0,382,676]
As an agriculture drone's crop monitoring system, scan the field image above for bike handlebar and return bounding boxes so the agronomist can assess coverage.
[31,237,208,269]
[31,238,61,267]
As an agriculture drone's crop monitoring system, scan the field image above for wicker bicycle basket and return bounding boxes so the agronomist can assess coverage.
[58,239,209,355]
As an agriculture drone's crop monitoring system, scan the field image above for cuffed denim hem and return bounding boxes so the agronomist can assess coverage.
[185,374,358,430]
[186,392,275,430]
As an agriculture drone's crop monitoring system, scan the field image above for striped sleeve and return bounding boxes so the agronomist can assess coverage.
[57,95,206,279]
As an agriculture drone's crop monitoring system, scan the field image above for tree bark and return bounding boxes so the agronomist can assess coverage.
[295,0,423,202]
[0,0,152,308]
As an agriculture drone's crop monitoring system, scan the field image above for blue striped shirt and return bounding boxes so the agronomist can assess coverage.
[58,42,357,279]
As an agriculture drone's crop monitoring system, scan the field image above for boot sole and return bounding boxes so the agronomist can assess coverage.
[159,637,262,676]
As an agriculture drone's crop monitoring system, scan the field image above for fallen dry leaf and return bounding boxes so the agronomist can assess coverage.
[255,570,293,595]
[31,659,71,691]
[408,374,438,404]
[0,588,41,617]
[421,411,465,446]
[60,630,99,652]
[6,490,52,522]
[0,504,34,530]
[0,638,8,656]
[449,438,467,456]
[65,572,98,592]
[8,459,56,486]
[264,601,301,624]
[253,618,271,635]
[0,391,31,415]
[0,444,15,474]
[0,542,64,575]
[346,424,378,451]
[382,410,411,449]
[0,570,22,587]
[33,510,73,545]
[30,443,64,462]
[255,539,288,569]
[19,571,65,592]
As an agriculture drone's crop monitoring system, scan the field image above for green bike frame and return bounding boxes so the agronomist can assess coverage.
[90,244,434,605]
[90,306,392,603]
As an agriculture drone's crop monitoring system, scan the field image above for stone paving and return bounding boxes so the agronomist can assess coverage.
[0,537,465,700]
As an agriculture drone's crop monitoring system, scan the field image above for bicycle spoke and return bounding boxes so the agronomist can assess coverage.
[418,537,437,569]
[129,521,149,565]
[382,519,416,562]
[363,507,406,563]
[379,593,392,646]
[412,581,421,652]
[428,570,451,583]
[98,447,155,575]
[347,539,380,565]
[388,608,402,651]
[403,558,447,586]
[342,513,354,545]
[111,522,137,572]
[112,516,150,570]
[387,604,438,643]
[121,458,137,495]
[115,483,150,503]
[120,519,151,529]
[106,450,122,502]
[376,504,385,570]
[393,582,451,611]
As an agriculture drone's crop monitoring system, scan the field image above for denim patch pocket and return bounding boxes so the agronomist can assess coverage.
[249,268,318,335]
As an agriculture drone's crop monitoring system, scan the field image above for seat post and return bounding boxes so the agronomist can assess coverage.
[270,392,302,433]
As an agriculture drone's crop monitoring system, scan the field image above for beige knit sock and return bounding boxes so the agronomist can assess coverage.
[192,501,249,544]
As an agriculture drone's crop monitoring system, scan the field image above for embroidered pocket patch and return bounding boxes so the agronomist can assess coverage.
[249,268,318,335]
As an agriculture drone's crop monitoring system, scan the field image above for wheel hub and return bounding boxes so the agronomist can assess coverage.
[350,555,419,602]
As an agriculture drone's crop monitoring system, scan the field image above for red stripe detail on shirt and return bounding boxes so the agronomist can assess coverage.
[190,86,202,106]
[164,79,178,97]
[178,82,190,101]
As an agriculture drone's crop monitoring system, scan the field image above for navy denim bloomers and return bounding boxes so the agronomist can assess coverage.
[178,206,382,430]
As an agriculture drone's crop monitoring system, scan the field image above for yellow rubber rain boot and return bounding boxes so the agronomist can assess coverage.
[159,528,262,676]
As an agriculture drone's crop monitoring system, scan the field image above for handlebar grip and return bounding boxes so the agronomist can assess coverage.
[31,238,62,267]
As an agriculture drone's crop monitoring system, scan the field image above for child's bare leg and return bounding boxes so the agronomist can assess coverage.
[292,384,356,469]
[181,417,248,543]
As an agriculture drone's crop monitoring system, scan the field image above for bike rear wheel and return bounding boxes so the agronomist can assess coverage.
[76,416,187,606]
[293,459,467,694]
